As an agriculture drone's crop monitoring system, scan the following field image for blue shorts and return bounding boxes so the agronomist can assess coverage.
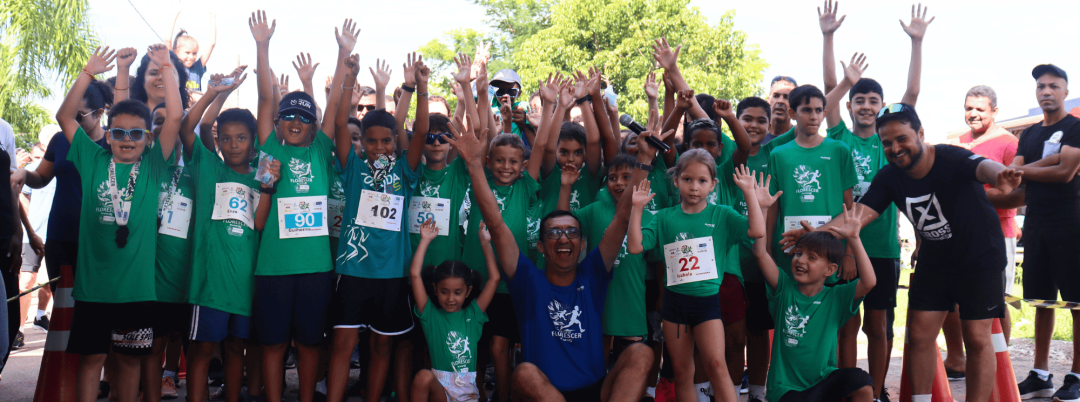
[661,289,723,328]
[190,305,251,342]
[252,271,333,346]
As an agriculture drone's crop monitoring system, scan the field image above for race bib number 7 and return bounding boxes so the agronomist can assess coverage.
[663,237,718,287]
[277,196,328,238]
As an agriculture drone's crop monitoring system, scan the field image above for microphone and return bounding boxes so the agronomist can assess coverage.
[619,114,671,153]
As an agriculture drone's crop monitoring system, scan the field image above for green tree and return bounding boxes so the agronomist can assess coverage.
[0,0,97,148]
[512,0,766,121]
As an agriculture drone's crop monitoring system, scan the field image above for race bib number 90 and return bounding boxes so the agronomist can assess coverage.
[277,196,328,238]
[408,196,451,236]
[356,189,404,231]
[663,237,718,287]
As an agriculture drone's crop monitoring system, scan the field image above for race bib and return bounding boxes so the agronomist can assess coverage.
[356,189,404,231]
[663,237,718,287]
[408,196,451,236]
[328,197,345,237]
[212,183,258,229]
[783,215,831,233]
[277,196,328,238]
[158,195,193,239]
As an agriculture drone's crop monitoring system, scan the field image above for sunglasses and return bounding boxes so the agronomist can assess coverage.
[543,227,581,240]
[109,128,147,141]
[280,113,314,124]
[426,133,449,145]
[494,87,521,98]
[770,75,798,86]
[357,104,376,112]
[75,109,100,123]
[877,103,913,119]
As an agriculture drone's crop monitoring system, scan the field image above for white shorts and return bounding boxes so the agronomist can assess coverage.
[1004,236,1016,295]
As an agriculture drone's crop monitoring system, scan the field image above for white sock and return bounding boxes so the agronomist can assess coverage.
[163,370,177,382]
[1033,368,1050,381]
[316,379,327,394]
[646,386,656,398]
[36,310,45,319]
[913,395,932,402]
[695,382,712,402]
[749,384,766,399]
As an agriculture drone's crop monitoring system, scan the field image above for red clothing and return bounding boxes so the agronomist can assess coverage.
[957,125,1019,237]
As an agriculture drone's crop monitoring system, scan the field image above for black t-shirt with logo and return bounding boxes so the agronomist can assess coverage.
[861,145,1004,271]
[1015,114,1080,225]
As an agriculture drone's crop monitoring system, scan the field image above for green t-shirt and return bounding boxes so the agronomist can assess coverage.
[462,172,540,293]
[644,156,676,212]
[538,164,602,216]
[69,127,168,303]
[154,164,195,303]
[255,131,335,276]
[186,140,261,316]
[767,274,862,402]
[826,121,900,259]
[573,191,650,337]
[767,138,857,275]
[329,161,346,259]
[416,300,489,373]
[411,158,470,267]
[640,204,747,297]
[707,162,751,284]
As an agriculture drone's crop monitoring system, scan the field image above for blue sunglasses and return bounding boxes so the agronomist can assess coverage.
[280,113,314,124]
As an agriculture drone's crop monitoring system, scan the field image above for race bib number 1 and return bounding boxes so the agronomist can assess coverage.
[212,183,258,229]
[408,196,451,236]
[663,237,718,287]
[277,196,328,238]
[356,189,404,231]
[159,194,193,239]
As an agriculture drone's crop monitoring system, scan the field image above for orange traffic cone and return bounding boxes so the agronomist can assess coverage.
[33,265,80,402]
[989,318,1021,402]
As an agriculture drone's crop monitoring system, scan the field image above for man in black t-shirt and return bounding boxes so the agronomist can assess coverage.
[780,104,1019,402]
[1010,64,1080,401]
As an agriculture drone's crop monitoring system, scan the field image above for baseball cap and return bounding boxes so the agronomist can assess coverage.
[490,69,522,87]
[278,91,317,121]
[875,103,921,132]
[1032,64,1068,82]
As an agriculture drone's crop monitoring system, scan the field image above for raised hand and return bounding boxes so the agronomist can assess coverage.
[755,172,782,211]
[651,37,681,71]
[572,70,589,99]
[632,179,656,209]
[370,58,391,89]
[479,221,492,243]
[452,53,472,85]
[561,162,581,187]
[644,72,659,99]
[419,218,440,241]
[586,67,603,96]
[116,47,138,70]
[675,89,695,111]
[292,53,319,84]
[84,46,117,76]
[818,0,846,34]
[472,40,491,80]
[147,43,171,70]
[538,73,558,104]
[416,62,430,86]
[402,52,419,87]
[733,165,755,193]
[248,10,276,43]
[558,80,575,109]
[444,115,485,165]
[344,53,361,78]
[825,204,861,240]
[278,74,289,95]
[840,52,868,86]
[261,159,281,189]
[901,3,935,40]
[713,98,735,120]
[336,18,360,52]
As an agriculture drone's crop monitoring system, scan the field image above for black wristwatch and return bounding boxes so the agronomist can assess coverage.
[635,161,654,172]
[575,94,592,105]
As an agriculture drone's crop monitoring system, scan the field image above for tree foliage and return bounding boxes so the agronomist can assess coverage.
[0,0,97,147]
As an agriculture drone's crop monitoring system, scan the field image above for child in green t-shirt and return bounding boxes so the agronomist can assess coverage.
[409,219,498,402]
[751,203,877,402]
[58,44,183,402]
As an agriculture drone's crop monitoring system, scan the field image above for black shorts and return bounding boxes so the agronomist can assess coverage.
[910,258,1005,321]
[252,271,333,346]
[153,302,191,338]
[744,281,774,332]
[329,276,414,336]
[481,293,519,344]
[1021,224,1080,302]
[661,290,722,328]
[778,368,872,402]
[43,240,78,291]
[863,258,900,311]
[560,377,604,402]
[67,301,154,356]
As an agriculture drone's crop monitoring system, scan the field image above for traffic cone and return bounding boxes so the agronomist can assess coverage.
[898,274,954,402]
[989,318,1021,402]
[33,265,80,402]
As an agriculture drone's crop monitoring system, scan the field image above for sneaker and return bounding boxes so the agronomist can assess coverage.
[11,331,24,349]
[740,370,749,394]
[161,376,179,399]
[880,387,892,402]
[284,348,298,370]
[210,385,225,400]
[34,315,49,332]
[945,367,966,381]
[1052,374,1080,402]
[1018,371,1055,399]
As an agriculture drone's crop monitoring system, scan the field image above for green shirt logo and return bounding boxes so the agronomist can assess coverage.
[783,305,810,346]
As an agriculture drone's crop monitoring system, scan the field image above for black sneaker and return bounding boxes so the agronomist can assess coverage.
[1052,374,1080,402]
[284,348,298,369]
[1018,371,1055,399]
[880,387,892,402]
[34,315,49,332]
[740,370,749,394]
[11,331,24,349]
[945,367,966,381]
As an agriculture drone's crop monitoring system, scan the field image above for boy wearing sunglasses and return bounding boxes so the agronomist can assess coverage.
[57,44,183,402]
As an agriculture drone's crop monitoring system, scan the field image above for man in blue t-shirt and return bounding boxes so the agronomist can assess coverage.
[451,117,659,401]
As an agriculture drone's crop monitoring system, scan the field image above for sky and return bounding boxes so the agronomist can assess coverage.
[39,0,1080,143]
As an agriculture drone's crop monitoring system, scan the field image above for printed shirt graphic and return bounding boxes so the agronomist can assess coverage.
[154,163,195,303]
[255,130,335,276]
[463,171,540,294]
[766,273,862,402]
[538,164,601,216]
[187,140,261,316]
[573,191,651,337]
[410,157,470,267]
[827,121,899,258]
[69,127,167,303]
[767,138,857,276]
[1015,114,1080,225]
[510,248,609,392]
[416,300,488,373]
[336,148,419,279]
[861,145,1005,270]
[640,203,747,297]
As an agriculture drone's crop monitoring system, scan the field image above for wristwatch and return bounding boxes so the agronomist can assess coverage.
[635,162,654,172]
